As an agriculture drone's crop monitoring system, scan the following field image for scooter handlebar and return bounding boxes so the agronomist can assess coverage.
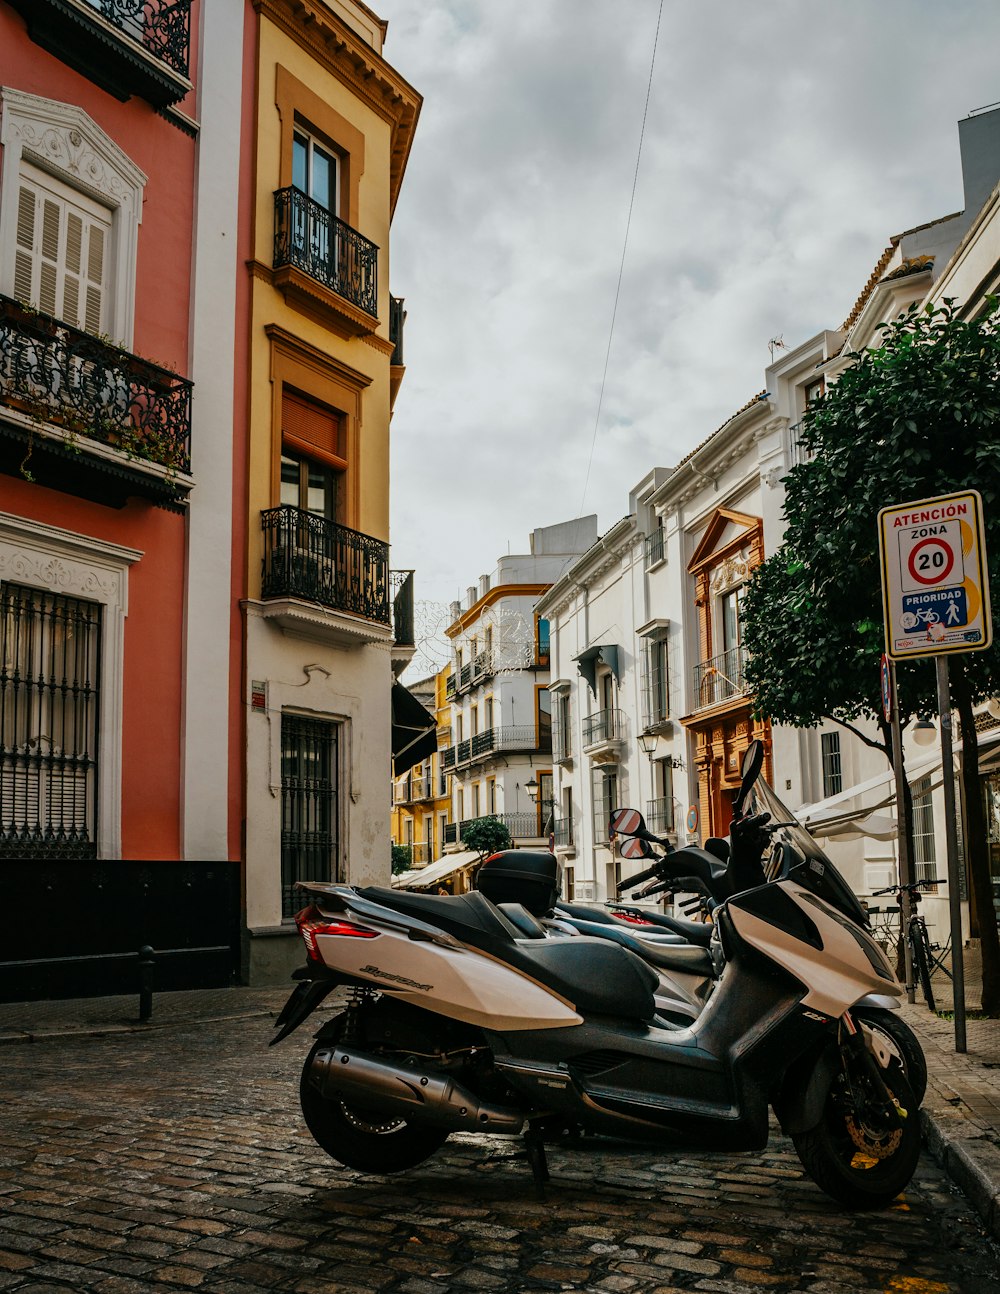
[617,861,664,893]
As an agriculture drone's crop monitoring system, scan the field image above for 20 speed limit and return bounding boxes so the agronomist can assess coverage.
[899,522,964,594]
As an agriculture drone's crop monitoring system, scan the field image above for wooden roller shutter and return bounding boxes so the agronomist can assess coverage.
[281,388,346,470]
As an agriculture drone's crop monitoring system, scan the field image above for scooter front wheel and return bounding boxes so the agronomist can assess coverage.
[792,1060,920,1209]
[300,1040,448,1173]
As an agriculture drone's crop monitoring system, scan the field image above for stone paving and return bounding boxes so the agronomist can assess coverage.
[2,993,1000,1293]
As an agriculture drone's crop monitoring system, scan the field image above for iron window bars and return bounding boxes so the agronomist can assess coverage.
[280,713,339,919]
[0,583,101,859]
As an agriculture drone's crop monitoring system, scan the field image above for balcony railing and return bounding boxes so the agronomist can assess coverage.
[0,294,192,477]
[582,708,624,748]
[552,816,574,848]
[394,774,431,804]
[389,295,405,366]
[273,188,378,318]
[693,646,747,709]
[260,505,389,624]
[553,723,572,765]
[445,812,547,846]
[453,726,551,765]
[10,0,193,106]
[445,677,457,702]
[646,797,676,836]
[390,570,414,647]
[441,746,456,771]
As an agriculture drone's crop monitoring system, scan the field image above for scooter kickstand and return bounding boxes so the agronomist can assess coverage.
[523,1123,550,1197]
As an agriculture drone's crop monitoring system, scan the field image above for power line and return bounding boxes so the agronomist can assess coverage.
[579,0,665,516]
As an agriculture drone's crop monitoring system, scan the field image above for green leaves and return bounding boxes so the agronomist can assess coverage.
[742,298,1000,739]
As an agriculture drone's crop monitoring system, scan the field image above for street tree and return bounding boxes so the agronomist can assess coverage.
[391,843,412,875]
[742,299,1000,1011]
[462,815,512,860]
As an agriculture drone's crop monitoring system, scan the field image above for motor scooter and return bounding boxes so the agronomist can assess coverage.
[272,740,920,1209]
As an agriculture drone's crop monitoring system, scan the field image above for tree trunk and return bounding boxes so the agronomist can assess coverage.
[954,680,1000,1015]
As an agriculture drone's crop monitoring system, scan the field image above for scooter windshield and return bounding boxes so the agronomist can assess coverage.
[744,777,870,929]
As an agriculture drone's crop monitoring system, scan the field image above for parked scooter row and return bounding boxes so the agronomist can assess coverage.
[272,740,922,1209]
[483,784,925,1104]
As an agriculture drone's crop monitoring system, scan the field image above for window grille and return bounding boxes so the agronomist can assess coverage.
[640,636,669,728]
[0,583,101,858]
[911,776,937,884]
[592,768,617,845]
[281,714,340,917]
[821,731,842,798]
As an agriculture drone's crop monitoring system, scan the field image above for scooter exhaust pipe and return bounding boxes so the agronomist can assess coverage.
[308,1046,525,1134]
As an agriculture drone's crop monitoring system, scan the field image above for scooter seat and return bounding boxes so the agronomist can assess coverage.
[560,918,713,976]
[358,887,658,1021]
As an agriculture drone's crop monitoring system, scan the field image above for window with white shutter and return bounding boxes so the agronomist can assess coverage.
[12,163,111,335]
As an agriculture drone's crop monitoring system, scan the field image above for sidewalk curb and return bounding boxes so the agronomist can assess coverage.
[0,1008,278,1047]
[922,1107,1000,1239]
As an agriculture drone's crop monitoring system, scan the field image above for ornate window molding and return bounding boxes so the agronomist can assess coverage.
[0,511,143,859]
[0,88,147,346]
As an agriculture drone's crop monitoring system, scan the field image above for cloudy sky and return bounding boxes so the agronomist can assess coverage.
[379,0,1000,659]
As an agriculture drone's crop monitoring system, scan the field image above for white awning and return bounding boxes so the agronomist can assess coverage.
[392,849,481,890]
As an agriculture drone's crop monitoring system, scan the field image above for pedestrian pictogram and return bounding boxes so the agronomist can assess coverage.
[878,489,992,660]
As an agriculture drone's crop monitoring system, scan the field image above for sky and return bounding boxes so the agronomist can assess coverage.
[378,1,1000,671]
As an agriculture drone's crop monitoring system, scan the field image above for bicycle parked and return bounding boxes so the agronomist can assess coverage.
[870,879,947,1011]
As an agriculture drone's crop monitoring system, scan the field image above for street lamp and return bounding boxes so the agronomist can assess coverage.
[912,717,937,747]
[524,776,555,841]
[638,731,658,756]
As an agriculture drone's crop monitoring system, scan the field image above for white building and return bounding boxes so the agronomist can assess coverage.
[443,517,598,859]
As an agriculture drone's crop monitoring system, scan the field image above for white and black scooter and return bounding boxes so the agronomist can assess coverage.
[272,741,919,1209]
[503,785,925,1103]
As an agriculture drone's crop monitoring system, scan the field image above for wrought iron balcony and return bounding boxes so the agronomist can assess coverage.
[394,774,431,804]
[445,676,457,702]
[260,506,389,625]
[552,816,574,848]
[390,570,414,647]
[582,708,624,748]
[390,295,405,366]
[448,812,548,845]
[441,745,456,771]
[646,797,676,836]
[0,294,192,503]
[454,725,551,766]
[273,188,378,319]
[693,645,747,709]
[10,0,192,107]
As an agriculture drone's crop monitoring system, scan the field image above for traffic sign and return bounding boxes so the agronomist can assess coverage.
[880,654,892,723]
[878,489,992,660]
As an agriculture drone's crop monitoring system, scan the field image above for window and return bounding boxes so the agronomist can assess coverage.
[911,777,937,884]
[0,584,101,858]
[553,691,572,764]
[279,388,346,519]
[1,90,146,346]
[720,586,744,654]
[537,687,551,747]
[537,618,550,666]
[484,697,494,733]
[293,130,338,213]
[821,732,842,798]
[592,768,618,845]
[487,777,496,815]
[648,760,674,835]
[472,783,481,819]
[645,519,665,568]
[641,636,669,727]
[13,164,110,334]
[280,714,340,918]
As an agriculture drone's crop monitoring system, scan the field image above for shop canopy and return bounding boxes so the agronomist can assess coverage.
[392,850,482,890]
[391,682,437,776]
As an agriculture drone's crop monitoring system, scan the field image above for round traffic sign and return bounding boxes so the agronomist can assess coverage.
[686,804,699,834]
[906,536,955,586]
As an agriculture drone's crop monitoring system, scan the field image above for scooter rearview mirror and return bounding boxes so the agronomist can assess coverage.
[619,836,654,860]
[609,807,646,837]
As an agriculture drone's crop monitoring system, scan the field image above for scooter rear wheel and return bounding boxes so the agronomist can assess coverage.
[299,1038,448,1174]
[793,1061,920,1210]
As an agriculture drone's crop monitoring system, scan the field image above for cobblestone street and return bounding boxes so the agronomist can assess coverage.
[1,1010,999,1294]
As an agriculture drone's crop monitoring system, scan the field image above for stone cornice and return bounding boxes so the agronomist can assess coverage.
[254,0,422,215]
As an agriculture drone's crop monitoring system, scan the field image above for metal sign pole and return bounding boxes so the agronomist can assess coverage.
[887,660,915,1001]
[936,656,967,1053]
